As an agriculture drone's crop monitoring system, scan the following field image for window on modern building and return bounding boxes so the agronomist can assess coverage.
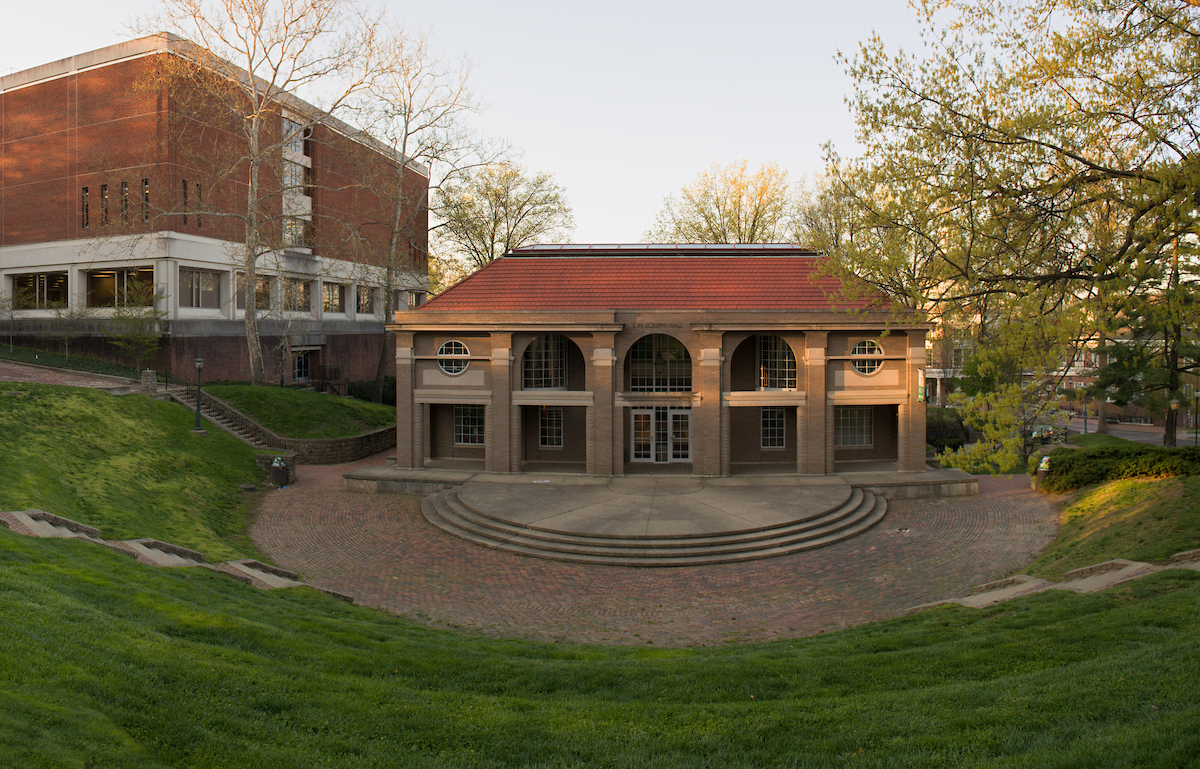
[100,184,109,226]
[284,278,312,312]
[283,159,311,196]
[758,334,796,390]
[850,339,883,375]
[834,405,874,447]
[179,268,221,309]
[539,406,564,448]
[86,267,154,307]
[437,340,470,375]
[761,406,785,449]
[235,273,272,310]
[282,116,308,156]
[294,350,312,382]
[12,271,68,309]
[141,178,150,223]
[454,405,485,445]
[283,216,313,249]
[356,286,375,314]
[120,181,129,225]
[322,283,345,313]
[181,179,188,225]
[407,290,427,309]
[629,334,691,392]
[81,187,89,229]
[523,334,567,389]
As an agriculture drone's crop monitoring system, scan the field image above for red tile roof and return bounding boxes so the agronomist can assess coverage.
[420,245,889,312]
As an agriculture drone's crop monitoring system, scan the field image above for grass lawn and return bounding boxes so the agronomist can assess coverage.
[0,384,264,560]
[0,343,141,379]
[2,528,1198,768]
[1025,476,1200,580]
[204,384,395,439]
[1068,432,1138,449]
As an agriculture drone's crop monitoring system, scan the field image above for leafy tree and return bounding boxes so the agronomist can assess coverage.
[110,282,169,372]
[645,160,793,243]
[434,162,574,271]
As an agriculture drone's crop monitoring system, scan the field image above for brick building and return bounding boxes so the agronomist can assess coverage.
[0,35,428,382]
[387,244,932,476]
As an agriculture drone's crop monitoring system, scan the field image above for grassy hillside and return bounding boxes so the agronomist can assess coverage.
[0,384,264,560]
[1,530,1197,767]
[204,384,395,439]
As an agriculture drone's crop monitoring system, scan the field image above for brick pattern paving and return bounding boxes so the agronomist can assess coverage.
[252,455,1058,647]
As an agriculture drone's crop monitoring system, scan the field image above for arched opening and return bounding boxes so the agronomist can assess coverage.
[521,334,586,391]
[728,334,799,473]
[625,334,691,392]
[623,335,693,471]
[519,334,588,472]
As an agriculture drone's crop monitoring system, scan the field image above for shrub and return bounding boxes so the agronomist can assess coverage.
[347,377,396,406]
[1041,444,1200,493]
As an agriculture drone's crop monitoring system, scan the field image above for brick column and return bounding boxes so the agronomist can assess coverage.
[587,334,616,475]
[694,336,724,476]
[487,333,514,473]
[394,332,418,469]
[899,330,928,472]
[801,332,829,475]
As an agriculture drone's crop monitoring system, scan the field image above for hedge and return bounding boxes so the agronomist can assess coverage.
[1040,444,1200,493]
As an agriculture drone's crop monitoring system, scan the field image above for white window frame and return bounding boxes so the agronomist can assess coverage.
[454,405,485,445]
[761,406,785,449]
[834,405,874,447]
[539,406,564,448]
[851,339,883,375]
[438,340,470,375]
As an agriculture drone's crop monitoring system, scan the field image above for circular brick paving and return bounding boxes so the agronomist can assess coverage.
[252,454,1059,647]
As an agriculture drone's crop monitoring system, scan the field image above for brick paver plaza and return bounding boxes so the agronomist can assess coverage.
[252,454,1058,647]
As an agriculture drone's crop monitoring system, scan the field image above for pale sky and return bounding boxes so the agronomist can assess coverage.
[2,1,925,243]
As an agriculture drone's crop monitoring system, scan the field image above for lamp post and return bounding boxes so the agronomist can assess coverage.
[193,357,205,433]
[1194,391,1198,447]
[1170,397,1180,448]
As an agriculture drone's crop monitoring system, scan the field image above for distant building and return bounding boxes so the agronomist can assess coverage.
[387,244,932,476]
[0,35,428,382]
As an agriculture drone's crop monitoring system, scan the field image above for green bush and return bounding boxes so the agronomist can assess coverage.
[1041,443,1200,492]
[347,376,396,406]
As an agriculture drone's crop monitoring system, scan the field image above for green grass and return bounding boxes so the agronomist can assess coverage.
[1,529,1198,768]
[0,384,265,560]
[1025,476,1200,580]
[1068,432,1138,449]
[204,384,395,439]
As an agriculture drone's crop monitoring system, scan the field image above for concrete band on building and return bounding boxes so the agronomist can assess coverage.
[0,36,429,383]
[387,244,933,477]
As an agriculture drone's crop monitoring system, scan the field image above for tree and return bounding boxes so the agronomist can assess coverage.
[137,0,386,385]
[434,162,574,271]
[110,281,169,372]
[349,27,507,402]
[645,160,793,243]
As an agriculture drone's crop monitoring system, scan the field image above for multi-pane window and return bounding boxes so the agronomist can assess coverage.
[179,268,221,309]
[100,184,109,226]
[834,405,874,447]
[294,351,312,382]
[86,267,154,307]
[141,179,151,223]
[284,278,312,311]
[322,283,345,313]
[236,274,272,310]
[850,339,883,375]
[81,187,89,228]
[408,291,427,309]
[437,340,470,375]
[761,406,785,449]
[628,334,691,392]
[539,406,564,448]
[12,272,68,309]
[356,286,375,314]
[120,181,129,224]
[524,334,567,388]
[758,334,797,389]
[284,160,310,195]
[952,346,966,369]
[283,216,312,249]
[282,117,307,155]
[454,405,485,445]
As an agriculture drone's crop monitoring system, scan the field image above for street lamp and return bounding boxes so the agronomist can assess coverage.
[193,357,205,433]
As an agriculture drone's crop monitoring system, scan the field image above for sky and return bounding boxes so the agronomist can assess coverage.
[1,1,927,243]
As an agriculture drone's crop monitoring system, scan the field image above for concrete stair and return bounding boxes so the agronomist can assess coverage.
[422,486,886,566]
[172,391,275,449]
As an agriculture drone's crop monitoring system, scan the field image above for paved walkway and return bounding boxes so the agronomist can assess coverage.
[252,454,1058,646]
[0,360,135,390]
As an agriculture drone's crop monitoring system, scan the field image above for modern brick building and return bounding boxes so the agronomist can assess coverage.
[0,35,428,382]
[386,244,932,476]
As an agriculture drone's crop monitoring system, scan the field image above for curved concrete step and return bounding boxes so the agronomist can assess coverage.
[421,488,886,566]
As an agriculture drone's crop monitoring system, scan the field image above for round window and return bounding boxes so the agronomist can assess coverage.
[851,339,883,375]
[437,340,470,375]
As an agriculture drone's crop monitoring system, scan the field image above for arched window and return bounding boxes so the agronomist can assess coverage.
[523,334,567,388]
[850,339,883,375]
[437,340,470,375]
[757,334,797,390]
[628,335,691,392]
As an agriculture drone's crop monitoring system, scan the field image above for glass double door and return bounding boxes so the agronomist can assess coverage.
[631,407,691,463]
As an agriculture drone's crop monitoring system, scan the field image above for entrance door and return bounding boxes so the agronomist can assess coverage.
[631,407,691,463]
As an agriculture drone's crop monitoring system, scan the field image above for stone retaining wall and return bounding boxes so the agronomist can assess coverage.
[198,391,395,465]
